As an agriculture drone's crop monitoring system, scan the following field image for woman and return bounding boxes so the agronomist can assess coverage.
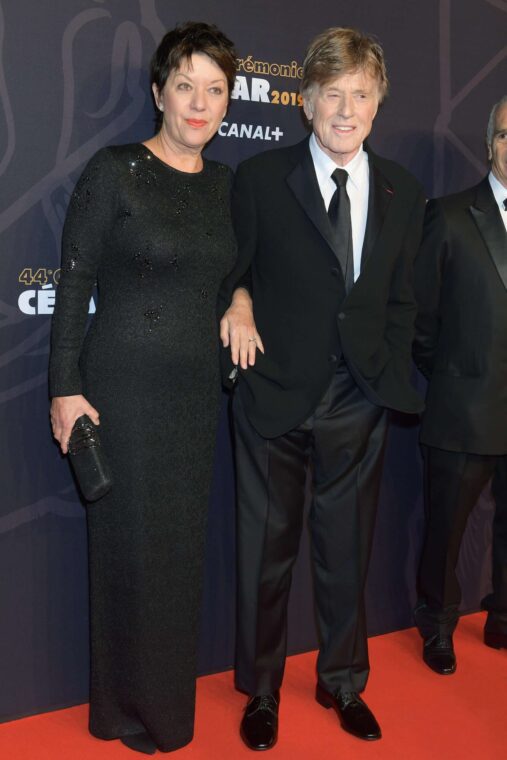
[49,22,237,755]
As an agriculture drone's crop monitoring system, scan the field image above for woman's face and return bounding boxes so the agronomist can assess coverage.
[153,52,229,154]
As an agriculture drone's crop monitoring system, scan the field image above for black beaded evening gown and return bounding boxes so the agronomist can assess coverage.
[49,144,236,752]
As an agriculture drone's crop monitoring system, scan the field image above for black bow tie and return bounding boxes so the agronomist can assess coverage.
[503,198,507,211]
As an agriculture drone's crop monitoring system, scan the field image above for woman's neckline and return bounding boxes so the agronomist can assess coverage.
[139,143,207,176]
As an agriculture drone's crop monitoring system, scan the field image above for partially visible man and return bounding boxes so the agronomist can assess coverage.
[219,28,425,749]
[413,96,507,675]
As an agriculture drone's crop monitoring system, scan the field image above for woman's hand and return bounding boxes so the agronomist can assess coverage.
[220,288,265,369]
[50,395,100,454]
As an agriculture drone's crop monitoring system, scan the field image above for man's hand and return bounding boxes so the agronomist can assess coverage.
[220,288,265,369]
[50,395,100,454]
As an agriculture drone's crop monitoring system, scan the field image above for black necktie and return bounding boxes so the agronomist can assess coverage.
[503,198,507,210]
[328,168,354,293]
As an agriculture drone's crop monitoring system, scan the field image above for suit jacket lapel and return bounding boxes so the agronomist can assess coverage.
[360,151,393,270]
[286,140,337,257]
[285,141,395,272]
[470,178,507,291]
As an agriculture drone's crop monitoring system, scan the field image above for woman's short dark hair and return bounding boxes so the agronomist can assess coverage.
[150,21,237,105]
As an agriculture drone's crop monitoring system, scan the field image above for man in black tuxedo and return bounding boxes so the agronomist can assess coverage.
[413,96,507,675]
[219,27,425,748]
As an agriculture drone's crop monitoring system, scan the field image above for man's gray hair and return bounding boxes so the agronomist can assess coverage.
[487,95,507,147]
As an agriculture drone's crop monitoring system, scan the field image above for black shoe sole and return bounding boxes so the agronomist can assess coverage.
[484,632,507,650]
[315,685,381,741]
[239,726,277,752]
[422,654,457,675]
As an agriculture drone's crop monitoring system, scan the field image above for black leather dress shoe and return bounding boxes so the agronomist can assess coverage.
[315,684,381,741]
[240,691,279,751]
[423,633,456,674]
[484,630,507,649]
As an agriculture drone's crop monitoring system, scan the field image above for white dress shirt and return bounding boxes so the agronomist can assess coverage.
[488,171,507,234]
[309,133,369,282]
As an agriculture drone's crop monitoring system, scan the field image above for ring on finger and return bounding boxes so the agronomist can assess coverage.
[248,336,257,343]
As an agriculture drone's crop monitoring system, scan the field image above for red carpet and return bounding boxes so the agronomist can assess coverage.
[1,612,505,759]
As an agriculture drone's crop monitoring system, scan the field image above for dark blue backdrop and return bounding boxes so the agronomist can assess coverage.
[1,0,505,721]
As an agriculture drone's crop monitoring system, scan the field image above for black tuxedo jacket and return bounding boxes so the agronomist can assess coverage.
[218,137,426,438]
[413,177,507,455]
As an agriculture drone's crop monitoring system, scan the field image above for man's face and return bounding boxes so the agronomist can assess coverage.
[303,69,380,166]
[489,103,507,189]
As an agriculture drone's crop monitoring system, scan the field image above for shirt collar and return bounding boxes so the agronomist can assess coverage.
[309,133,368,190]
[489,171,507,211]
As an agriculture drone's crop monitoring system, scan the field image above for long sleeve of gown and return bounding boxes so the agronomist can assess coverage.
[49,148,119,397]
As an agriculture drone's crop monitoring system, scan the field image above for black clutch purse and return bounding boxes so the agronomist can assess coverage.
[68,415,112,502]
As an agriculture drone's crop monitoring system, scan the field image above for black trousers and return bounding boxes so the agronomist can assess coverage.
[415,446,507,638]
[232,364,387,696]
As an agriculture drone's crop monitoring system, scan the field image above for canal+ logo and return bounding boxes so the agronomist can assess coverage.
[218,53,304,143]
